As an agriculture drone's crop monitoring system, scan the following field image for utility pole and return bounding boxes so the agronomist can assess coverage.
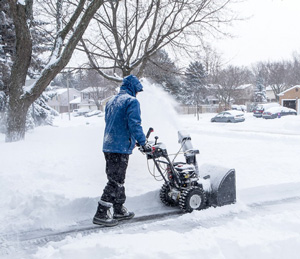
[60,68,75,121]
[67,71,71,121]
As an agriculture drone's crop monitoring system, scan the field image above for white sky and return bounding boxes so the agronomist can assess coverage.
[215,0,300,67]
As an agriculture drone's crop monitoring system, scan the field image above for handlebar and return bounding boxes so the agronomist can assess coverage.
[146,127,154,139]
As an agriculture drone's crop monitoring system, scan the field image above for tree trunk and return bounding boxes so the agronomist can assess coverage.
[6,99,30,142]
[6,0,33,142]
[5,0,104,142]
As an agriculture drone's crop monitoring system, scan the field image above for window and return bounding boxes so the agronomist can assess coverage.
[83,93,89,99]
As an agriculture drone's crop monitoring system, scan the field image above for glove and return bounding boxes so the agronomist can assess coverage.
[141,143,152,153]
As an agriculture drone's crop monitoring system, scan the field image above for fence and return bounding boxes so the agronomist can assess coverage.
[176,105,219,114]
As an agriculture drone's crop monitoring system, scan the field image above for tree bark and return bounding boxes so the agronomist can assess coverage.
[6,0,33,142]
[6,99,31,141]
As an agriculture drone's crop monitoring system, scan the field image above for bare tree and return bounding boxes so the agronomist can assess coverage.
[289,52,300,86]
[198,44,223,83]
[215,65,252,108]
[78,0,236,81]
[6,0,105,142]
[254,61,289,101]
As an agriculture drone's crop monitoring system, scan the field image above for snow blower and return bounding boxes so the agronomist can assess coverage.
[139,128,236,213]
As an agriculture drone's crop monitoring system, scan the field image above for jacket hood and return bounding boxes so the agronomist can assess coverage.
[120,75,143,97]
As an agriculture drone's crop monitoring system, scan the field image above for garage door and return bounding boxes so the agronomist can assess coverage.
[283,100,296,110]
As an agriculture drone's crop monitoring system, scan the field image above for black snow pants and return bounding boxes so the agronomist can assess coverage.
[101,152,129,207]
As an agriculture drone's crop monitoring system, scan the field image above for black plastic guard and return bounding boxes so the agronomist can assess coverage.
[209,169,236,207]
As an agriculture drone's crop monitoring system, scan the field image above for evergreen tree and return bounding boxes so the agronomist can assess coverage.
[184,61,207,104]
[254,75,267,103]
[0,0,14,93]
[143,50,183,101]
[183,61,207,120]
[28,19,52,78]
[0,0,54,133]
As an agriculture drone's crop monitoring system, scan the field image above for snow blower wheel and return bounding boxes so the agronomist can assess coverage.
[179,186,206,213]
[160,183,178,207]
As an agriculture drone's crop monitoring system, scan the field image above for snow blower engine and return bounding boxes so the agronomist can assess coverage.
[139,128,236,213]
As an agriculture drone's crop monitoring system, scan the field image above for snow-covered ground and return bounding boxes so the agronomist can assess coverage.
[1,81,300,259]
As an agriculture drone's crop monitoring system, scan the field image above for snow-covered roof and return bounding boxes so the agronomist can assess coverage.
[236,84,253,90]
[81,87,98,93]
[277,85,300,96]
[80,99,95,105]
[56,88,68,95]
[70,97,81,104]
[266,86,273,91]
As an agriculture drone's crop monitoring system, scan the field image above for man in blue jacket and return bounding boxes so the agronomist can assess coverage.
[93,75,150,227]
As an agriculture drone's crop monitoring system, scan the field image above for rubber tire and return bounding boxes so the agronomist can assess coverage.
[160,183,178,207]
[179,186,206,213]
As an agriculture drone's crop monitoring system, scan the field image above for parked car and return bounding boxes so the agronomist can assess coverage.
[231,104,246,112]
[253,103,280,118]
[262,106,297,119]
[84,110,104,117]
[211,110,245,123]
[73,108,90,117]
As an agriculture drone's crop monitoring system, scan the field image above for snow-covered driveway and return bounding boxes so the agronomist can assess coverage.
[1,82,300,258]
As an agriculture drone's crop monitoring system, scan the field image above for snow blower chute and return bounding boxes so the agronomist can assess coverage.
[139,128,236,212]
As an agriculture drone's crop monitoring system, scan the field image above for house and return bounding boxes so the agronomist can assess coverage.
[69,97,81,111]
[235,84,255,104]
[47,87,81,113]
[266,86,276,102]
[78,86,114,111]
[26,79,81,113]
[277,85,300,115]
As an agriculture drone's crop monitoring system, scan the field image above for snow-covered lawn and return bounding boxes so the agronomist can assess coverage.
[1,82,300,259]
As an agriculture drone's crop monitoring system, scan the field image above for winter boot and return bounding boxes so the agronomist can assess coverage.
[93,201,118,227]
[113,204,135,221]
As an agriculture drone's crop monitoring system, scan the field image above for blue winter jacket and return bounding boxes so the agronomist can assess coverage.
[103,75,146,154]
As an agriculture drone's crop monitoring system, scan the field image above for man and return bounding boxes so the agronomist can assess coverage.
[93,75,150,227]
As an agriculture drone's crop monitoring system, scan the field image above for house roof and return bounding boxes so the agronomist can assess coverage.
[56,88,68,95]
[80,99,95,105]
[277,85,300,96]
[81,87,98,93]
[70,97,81,104]
[236,84,253,90]
[52,88,80,96]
